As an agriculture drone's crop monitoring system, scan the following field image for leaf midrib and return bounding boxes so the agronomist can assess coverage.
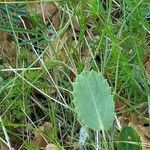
[85,75,104,130]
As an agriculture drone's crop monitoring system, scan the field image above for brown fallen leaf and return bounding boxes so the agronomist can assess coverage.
[44,32,68,63]
[115,100,126,110]
[0,30,15,63]
[117,111,147,129]
[129,113,146,126]
[32,2,60,29]
[34,122,53,150]
[34,2,58,19]
[0,139,14,150]
[0,31,6,42]
[45,143,57,150]
[72,17,80,31]
[51,13,61,29]
[53,33,68,53]
[144,54,150,84]
[130,122,150,149]
[118,116,129,127]
[0,141,9,150]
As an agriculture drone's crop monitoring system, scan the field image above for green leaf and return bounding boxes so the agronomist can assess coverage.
[72,70,115,131]
[117,127,142,150]
[0,24,40,35]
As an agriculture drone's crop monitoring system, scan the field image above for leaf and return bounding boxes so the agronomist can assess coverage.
[72,70,115,131]
[0,25,40,35]
[117,127,142,150]
[0,138,14,150]
[144,55,150,84]
[45,144,57,150]
[32,2,60,29]
[130,123,150,150]
[34,122,52,150]
[33,2,58,19]
[0,140,9,150]
[0,30,15,62]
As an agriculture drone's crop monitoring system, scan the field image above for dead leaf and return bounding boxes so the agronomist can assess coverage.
[0,31,6,42]
[68,70,76,82]
[130,123,150,149]
[144,55,150,84]
[34,122,52,150]
[34,3,58,19]
[72,17,80,31]
[52,32,68,53]
[0,30,15,62]
[118,116,130,127]
[129,113,146,126]
[117,111,147,129]
[45,144,57,150]
[32,2,60,29]
[0,141,9,150]
[115,100,125,110]
[59,50,67,62]
[44,33,68,63]
[51,13,61,29]
[0,139,14,150]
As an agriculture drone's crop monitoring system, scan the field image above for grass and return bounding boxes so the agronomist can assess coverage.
[0,0,150,149]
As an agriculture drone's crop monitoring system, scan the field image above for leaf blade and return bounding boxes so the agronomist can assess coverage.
[72,70,115,131]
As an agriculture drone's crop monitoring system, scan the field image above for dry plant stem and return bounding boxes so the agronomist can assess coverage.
[0,116,13,150]
[114,92,147,122]
[47,17,77,72]
[40,2,46,24]
[21,109,49,145]
[19,16,68,107]
[0,137,10,148]
[115,115,122,131]
[95,131,101,150]
[66,5,78,46]
[50,5,77,71]
[9,66,70,109]
[112,0,120,7]
[84,36,99,73]
[0,0,61,4]
[148,96,150,119]
[0,67,42,72]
